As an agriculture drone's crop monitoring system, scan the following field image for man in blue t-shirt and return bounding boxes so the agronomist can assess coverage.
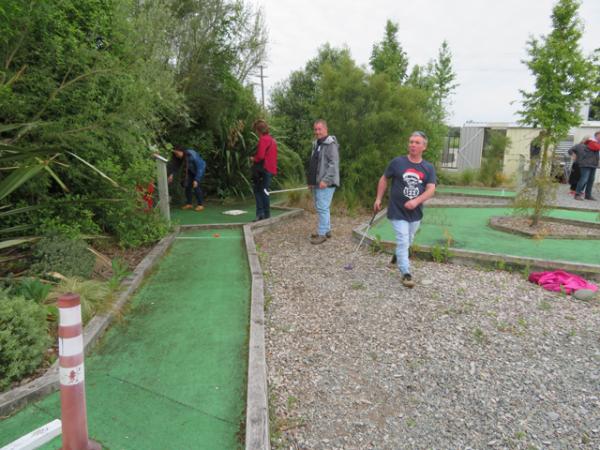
[374,131,436,288]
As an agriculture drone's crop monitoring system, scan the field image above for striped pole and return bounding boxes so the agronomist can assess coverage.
[58,293,101,450]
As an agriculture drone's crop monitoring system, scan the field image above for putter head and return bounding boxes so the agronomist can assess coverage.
[344,263,353,270]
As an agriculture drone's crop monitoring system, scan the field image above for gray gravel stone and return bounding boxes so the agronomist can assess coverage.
[258,202,600,450]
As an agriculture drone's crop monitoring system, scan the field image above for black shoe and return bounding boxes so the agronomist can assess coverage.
[401,273,415,288]
[585,196,597,201]
[310,235,327,245]
[252,217,264,222]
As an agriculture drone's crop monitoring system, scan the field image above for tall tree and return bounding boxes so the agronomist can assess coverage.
[517,0,598,225]
[369,20,409,84]
[431,40,458,120]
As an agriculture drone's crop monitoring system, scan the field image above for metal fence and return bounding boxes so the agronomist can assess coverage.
[440,135,460,169]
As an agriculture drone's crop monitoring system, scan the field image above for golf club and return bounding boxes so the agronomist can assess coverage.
[264,186,309,196]
[344,210,378,270]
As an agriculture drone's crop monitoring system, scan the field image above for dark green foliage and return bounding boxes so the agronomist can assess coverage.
[0,0,181,247]
[271,44,444,207]
[370,20,409,83]
[96,197,169,248]
[12,278,51,304]
[0,291,49,390]
[31,235,95,278]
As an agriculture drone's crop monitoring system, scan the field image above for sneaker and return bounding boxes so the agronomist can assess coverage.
[195,205,204,212]
[574,194,584,201]
[401,273,415,288]
[181,204,193,210]
[252,216,264,222]
[585,196,597,201]
[310,231,331,239]
[569,190,576,196]
[310,235,327,245]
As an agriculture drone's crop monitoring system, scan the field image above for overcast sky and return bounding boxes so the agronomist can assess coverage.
[250,0,599,126]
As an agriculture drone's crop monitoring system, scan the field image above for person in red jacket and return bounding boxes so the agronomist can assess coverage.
[250,120,278,221]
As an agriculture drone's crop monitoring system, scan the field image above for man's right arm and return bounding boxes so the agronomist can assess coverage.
[374,175,388,212]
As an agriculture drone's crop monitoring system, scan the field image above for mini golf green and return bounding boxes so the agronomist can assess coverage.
[369,207,600,266]
[0,228,250,449]
[171,200,285,225]
[436,186,516,197]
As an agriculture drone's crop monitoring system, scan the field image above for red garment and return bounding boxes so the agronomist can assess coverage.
[585,139,600,151]
[528,270,597,294]
[254,134,277,175]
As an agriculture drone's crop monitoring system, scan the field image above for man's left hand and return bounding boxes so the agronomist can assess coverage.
[319,181,328,189]
[404,199,419,210]
[192,180,198,188]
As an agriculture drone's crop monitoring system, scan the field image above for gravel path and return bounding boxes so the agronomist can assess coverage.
[257,206,600,449]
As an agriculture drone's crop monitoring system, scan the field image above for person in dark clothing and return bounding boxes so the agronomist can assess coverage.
[568,135,600,201]
[250,120,278,222]
[167,146,206,211]
[568,152,580,195]
[374,132,436,288]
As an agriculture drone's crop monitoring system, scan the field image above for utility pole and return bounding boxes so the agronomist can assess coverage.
[257,65,267,110]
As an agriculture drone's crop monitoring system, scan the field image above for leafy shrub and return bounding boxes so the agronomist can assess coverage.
[49,277,111,323]
[459,169,478,186]
[0,291,49,390]
[31,235,95,278]
[97,199,169,248]
[12,278,51,304]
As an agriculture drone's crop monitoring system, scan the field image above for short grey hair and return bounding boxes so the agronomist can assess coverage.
[410,131,428,145]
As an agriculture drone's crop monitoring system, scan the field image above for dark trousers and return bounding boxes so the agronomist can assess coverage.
[569,162,580,191]
[576,167,596,199]
[184,171,203,205]
[253,171,272,219]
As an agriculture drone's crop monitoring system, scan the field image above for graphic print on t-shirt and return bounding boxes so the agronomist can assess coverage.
[402,168,425,199]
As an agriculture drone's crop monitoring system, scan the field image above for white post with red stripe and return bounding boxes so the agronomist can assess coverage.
[58,293,101,450]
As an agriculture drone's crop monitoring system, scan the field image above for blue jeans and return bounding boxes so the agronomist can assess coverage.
[184,172,203,205]
[312,187,335,236]
[253,172,273,218]
[390,219,421,275]
[576,167,596,199]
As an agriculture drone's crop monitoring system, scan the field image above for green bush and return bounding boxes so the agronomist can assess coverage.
[0,291,49,390]
[49,277,111,323]
[459,169,478,186]
[98,200,169,248]
[31,235,95,278]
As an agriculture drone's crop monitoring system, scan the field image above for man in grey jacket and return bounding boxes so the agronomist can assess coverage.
[307,119,340,244]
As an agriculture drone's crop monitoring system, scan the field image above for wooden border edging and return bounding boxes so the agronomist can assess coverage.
[0,232,177,417]
[243,206,303,450]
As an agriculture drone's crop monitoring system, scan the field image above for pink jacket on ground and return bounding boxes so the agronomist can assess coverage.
[528,270,598,294]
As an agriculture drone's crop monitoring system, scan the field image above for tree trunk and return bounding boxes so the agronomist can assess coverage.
[531,139,550,226]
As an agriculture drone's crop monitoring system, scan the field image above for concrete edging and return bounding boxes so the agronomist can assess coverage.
[0,232,177,417]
